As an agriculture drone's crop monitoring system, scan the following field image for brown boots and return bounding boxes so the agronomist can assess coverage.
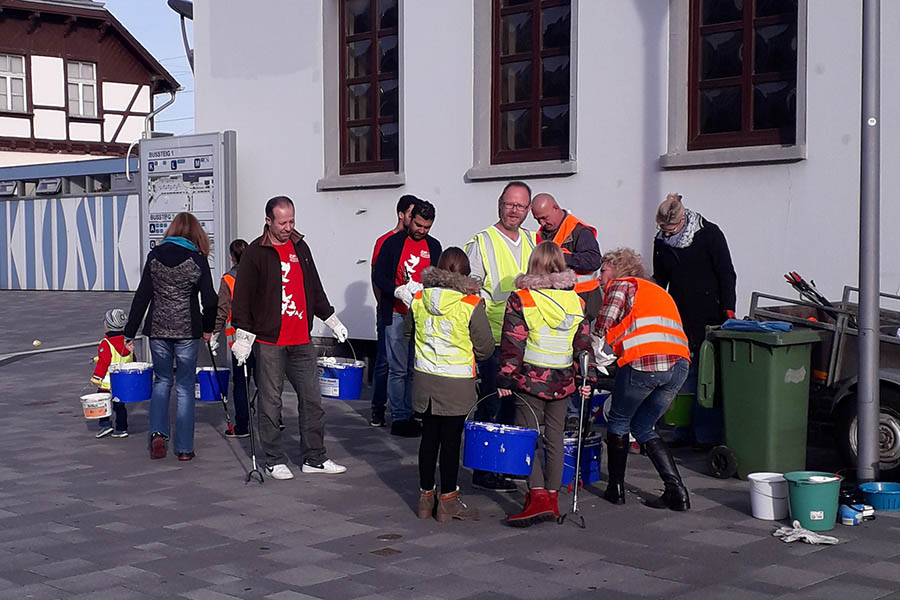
[436,487,479,522]
[419,487,479,522]
[417,488,436,519]
[507,488,559,527]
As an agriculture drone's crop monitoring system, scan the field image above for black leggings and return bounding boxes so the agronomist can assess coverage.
[418,405,466,494]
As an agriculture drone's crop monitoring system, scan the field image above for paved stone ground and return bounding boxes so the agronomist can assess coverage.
[2,290,900,600]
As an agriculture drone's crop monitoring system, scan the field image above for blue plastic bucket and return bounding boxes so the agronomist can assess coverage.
[462,421,539,477]
[591,391,611,425]
[195,367,230,402]
[561,432,603,487]
[109,362,153,403]
[317,357,365,400]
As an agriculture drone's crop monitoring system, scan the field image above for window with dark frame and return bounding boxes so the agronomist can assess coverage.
[688,0,798,151]
[340,0,399,175]
[492,0,571,165]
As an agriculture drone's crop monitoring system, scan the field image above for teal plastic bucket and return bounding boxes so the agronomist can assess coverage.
[784,471,843,531]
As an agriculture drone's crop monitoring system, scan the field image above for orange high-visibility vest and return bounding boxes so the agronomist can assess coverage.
[539,213,600,294]
[222,273,236,347]
[605,278,690,367]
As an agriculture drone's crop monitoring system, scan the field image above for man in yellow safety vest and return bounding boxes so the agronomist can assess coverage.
[463,180,537,492]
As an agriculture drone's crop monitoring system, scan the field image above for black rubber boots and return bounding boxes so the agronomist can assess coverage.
[603,433,629,505]
[643,437,691,511]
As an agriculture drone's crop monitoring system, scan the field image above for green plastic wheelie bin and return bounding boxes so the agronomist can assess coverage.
[698,327,824,479]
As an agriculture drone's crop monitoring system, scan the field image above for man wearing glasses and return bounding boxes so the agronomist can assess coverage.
[464,181,537,492]
[652,193,737,450]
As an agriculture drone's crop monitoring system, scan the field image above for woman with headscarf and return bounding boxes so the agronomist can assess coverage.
[497,241,595,527]
[652,193,736,449]
[125,212,218,461]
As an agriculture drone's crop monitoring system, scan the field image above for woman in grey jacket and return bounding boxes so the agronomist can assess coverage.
[125,212,217,461]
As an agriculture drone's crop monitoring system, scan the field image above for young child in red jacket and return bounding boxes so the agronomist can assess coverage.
[90,309,133,438]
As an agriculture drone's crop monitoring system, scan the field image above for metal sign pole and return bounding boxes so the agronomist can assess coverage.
[857,0,881,482]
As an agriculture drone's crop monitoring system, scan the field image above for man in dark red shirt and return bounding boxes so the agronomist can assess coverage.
[369,195,418,427]
[373,200,442,437]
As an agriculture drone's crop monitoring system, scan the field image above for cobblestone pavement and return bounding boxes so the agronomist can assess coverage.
[2,290,900,600]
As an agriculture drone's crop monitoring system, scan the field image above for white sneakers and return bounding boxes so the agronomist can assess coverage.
[265,464,295,480]
[266,460,348,479]
[301,459,347,474]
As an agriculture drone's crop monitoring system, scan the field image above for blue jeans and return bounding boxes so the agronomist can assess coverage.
[385,312,414,422]
[149,338,200,453]
[673,357,723,445]
[607,359,689,444]
[231,350,256,435]
[371,319,388,417]
[474,346,515,425]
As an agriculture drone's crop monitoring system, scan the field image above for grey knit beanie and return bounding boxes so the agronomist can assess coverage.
[104,308,128,330]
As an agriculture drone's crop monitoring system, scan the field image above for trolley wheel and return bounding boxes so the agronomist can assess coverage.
[707,445,738,479]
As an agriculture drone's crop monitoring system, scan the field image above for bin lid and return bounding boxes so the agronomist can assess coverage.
[708,327,826,346]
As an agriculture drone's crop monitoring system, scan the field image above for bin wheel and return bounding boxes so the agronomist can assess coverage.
[708,445,738,479]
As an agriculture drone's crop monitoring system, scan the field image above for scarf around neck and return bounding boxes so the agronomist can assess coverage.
[658,208,703,249]
[161,236,199,253]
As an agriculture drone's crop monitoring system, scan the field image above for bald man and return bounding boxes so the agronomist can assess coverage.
[532,194,603,320]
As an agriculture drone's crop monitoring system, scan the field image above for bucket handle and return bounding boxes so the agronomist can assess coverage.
[464,391,543,439]
[318,339,358,364]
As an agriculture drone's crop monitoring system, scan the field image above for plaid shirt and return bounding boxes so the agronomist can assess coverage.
[594,279,681,372]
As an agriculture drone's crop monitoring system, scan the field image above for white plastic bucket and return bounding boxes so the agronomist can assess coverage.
[748,472,788,520]
[80,392,112,420]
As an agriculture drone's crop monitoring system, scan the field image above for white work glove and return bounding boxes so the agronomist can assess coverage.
[773,520,839,545]
[393,284,415,307]
[407,280,423,295]
[207,335,220,356]
[590,335,617,375]
[325,313,349,343]
[231,328,256,366]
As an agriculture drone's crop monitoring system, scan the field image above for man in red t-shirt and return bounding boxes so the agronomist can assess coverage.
[370,195,417,427]
[373,200,442,437]
[231,196,350,480]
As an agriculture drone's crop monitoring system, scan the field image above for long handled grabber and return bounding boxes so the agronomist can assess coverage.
[244,362,264,484]
[559,351,591,529]
[205,339,236,436]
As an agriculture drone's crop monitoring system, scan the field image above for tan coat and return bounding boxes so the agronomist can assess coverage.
[404,267,495,416]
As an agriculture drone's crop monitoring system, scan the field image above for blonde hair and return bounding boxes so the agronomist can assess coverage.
[527,241,567,276]
[656,193,685,226]
[164,212,211,256]
[602,248,647,280]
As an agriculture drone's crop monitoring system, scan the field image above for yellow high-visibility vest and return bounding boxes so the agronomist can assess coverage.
[411,288,482,378]
[470,226,537,344]
[98,339,134,391]
[516,288,584,369]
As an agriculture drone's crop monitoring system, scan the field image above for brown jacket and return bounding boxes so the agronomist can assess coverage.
[404,267,495,416]
[231,226,334,344]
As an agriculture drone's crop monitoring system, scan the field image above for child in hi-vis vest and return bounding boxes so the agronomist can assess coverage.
[90,309,134,438]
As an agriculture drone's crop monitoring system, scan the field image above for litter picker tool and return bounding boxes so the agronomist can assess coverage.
[205,339,235,436]
[244,362,264,484]
[558,351,590,529]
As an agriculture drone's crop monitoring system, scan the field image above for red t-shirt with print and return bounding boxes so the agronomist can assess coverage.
[372,229,394,266]
[268,242,310,346]
[393,237,431,315]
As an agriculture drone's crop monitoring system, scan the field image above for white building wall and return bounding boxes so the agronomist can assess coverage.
[30,55,65,107]
[194,1,900,340]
